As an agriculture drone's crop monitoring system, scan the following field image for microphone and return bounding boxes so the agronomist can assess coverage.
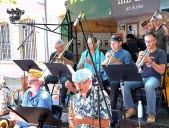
[73,12,83,26]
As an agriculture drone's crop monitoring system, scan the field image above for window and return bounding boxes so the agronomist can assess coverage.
[20,19,37,60]
[0,23,11,60]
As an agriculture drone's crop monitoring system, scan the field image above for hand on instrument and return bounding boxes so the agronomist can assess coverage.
[70,114,83,127]
[83,57,92,65]
[137,51,146,61]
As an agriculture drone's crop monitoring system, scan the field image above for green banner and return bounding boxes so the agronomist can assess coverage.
[65,0,112,21]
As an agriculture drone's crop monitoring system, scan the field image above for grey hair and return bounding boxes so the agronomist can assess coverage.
[55,39,64,45]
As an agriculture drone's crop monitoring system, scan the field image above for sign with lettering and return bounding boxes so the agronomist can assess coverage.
[111,0,159,17]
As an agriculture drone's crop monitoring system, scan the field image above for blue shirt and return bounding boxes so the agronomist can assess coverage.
[106,48,132,64]
[17,86,52,127]
[77,47,107,80]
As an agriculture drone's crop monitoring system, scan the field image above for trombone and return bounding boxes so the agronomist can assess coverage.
[52,38,75,63]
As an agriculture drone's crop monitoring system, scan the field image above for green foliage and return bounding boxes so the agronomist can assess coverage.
[0,0,18,6]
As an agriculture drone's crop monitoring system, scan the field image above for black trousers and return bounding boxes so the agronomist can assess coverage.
[44,75,68,103]
[110,81,120,109]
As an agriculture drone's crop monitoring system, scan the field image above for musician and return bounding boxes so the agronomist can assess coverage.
[65,37,110,94]
[44,39,74,106]
[123,32,167,123]
[101,35,132,110]
[69,69,111,128]
[150,13,169,52]
[10,69,52,127]
[0,77,11,116]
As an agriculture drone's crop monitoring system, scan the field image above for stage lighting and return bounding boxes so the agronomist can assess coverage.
[7,8,25,23]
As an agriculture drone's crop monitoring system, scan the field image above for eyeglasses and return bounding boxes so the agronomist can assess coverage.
[74,78,89,85]
[145,39,155,43]
[55,45,63,49]
[27,79,39,84]
[87,43,94,45]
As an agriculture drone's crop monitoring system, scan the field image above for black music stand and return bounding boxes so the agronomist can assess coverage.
[102,64,143,128]
[13,60,41,92]
[44,63,72,79]
[44,63,73,103]
[8,106,65,128]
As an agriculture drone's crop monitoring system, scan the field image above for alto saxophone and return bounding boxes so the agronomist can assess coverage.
[68,95,75,128]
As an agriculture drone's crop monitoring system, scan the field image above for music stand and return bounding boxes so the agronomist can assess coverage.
[44,63,72,79]
[13,60,41,93]
[8,106,65,128]
[44,63,73,103]
[102,64,143,128]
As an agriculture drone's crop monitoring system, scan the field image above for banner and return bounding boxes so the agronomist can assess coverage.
[111,0,160,17]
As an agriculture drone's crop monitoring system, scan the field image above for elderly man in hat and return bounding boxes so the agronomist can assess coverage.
[69,69,111,128]
[150,13,169,52]
[101,35,132,110]
[0,76,11,116]
[10,69,52,128]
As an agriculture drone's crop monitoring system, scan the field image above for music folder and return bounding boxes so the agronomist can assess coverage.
[8,106,65,127]
[102,64,143,82]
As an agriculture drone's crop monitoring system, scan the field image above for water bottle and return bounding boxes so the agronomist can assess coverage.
[138,101,143,118]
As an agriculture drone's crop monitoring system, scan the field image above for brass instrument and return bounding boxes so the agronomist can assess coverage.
[52,38,74,63]
[10,89,23,106]
[68,95,75,128]
[136,48,150,73]
[106,50,115,66]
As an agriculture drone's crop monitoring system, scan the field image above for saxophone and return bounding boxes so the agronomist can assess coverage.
[68,95,75,128]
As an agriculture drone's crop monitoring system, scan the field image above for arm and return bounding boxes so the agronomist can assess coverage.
[61,51,74,67]
[144,56,166,75]
[71,115,110,127]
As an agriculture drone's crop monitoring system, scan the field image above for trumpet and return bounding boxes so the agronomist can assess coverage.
[106,51,115,66]
[52,38,74,63]
[136,48,150,73]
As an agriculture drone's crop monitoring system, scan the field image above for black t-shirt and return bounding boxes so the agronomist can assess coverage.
[141,48,167,81]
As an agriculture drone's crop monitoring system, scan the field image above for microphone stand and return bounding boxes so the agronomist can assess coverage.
[17,30,34,51]
[77,20,113,127]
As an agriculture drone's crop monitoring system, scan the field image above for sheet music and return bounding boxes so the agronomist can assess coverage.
[66,64,75,75]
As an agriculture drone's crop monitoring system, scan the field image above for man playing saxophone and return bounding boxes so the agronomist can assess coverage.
[44,39,74,106]
[123,32,167,123]
[101,35,132,110]
[69,69,111,128]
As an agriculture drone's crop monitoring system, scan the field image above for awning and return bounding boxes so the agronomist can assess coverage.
[65,0,160,21]
[160,0,169,11]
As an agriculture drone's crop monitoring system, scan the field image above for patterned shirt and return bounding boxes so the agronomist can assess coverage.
[0,87,11,111]
[70,86,111,128]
